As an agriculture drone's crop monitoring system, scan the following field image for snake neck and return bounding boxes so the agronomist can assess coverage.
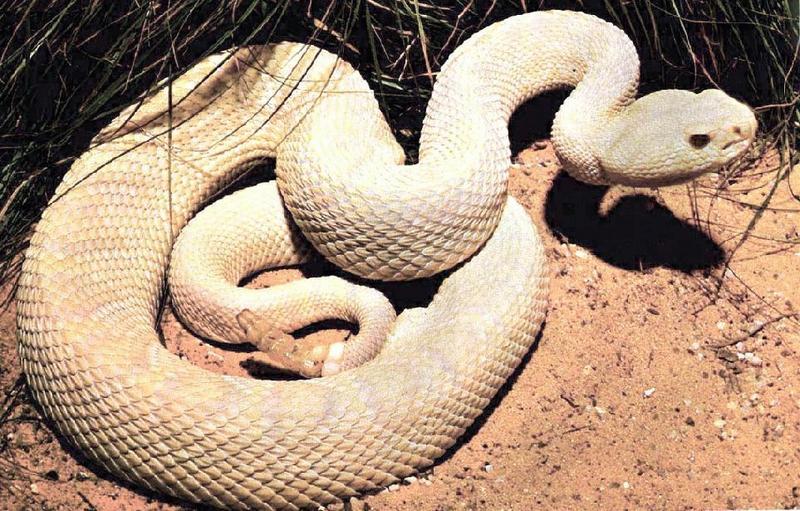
[267,10,644,281]
[419,10,639,185]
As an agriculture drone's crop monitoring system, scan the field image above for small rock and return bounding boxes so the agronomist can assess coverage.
[574,248,590,259]
[388,483,400,492]
[749,393,760,403]
[685,417,695,426]
[483,462,494,473]
[746,353,763,366]
[206,350,225,363]
[713,419,727,429]
[688,342,701,353]
[345,497,368,511]
[717,348,738,363]
[403,476,418,484]
[716,321,727,330]
[735,341,746,352]
[642,387,656,398]
[30,483,40,495]
[532,140,548,150]
[622,481,630,490]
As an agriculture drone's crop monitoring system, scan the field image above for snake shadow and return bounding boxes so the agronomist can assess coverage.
[543,173,724,271]
[510,90,723,272]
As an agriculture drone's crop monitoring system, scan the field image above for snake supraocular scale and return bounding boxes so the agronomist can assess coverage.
[16,10,756,510]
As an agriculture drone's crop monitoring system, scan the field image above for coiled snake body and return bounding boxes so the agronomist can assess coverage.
[16,11,755,510]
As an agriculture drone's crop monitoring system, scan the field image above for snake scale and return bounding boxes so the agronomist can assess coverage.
[16,10,755,510]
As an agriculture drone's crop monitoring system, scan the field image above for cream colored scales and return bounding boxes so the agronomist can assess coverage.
[16,10,755,510]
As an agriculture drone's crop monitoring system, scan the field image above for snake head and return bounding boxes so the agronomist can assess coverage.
[601,89,758,187]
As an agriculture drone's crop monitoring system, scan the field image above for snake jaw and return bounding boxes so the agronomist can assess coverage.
[713,124,756,152]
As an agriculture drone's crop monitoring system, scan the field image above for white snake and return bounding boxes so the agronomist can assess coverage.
[16,10,756,510]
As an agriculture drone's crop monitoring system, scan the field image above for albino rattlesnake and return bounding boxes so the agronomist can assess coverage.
[16,10,755,510]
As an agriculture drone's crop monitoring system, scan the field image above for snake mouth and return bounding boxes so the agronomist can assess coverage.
[725,138,756,167]
[722,136,751,151]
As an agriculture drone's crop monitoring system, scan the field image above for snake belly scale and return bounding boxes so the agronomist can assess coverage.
[15,10,755,510]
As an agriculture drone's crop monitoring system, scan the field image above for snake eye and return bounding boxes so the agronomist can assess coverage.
[689,133,711,149]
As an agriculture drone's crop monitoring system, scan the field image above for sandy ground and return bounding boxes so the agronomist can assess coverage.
[1,137,798,510]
